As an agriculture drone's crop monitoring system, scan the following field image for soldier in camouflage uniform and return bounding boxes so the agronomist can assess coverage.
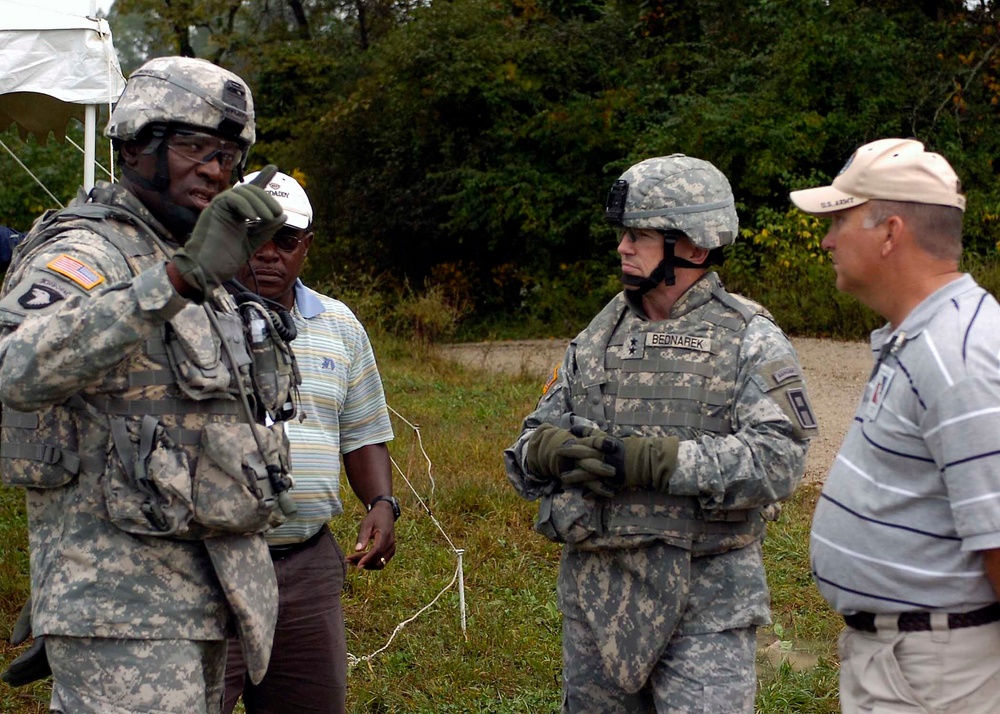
[0,57,298,713]
[504,155,817,713]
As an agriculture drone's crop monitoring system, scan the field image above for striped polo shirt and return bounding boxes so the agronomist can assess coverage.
[265,280,394,545]
[811,274,1000,614]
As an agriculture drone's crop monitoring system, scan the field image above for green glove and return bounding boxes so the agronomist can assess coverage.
[10,597,30,646]
[555,427,621,498]
[172,164,287,298]
[1,638,50,687]
[558,432,679,493]
[524,423,577,480]
[1,597,50,687]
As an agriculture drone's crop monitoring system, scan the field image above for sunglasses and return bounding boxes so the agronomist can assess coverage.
[271,230,305,252]
[166,129,244,172]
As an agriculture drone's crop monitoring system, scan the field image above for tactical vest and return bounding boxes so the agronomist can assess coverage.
[537,275,768,555]
[0,186,298,539]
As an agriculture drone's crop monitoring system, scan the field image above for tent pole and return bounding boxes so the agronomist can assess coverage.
[84,104,96,192]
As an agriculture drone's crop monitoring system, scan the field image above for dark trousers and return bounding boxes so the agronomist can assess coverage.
[223,525,348,714]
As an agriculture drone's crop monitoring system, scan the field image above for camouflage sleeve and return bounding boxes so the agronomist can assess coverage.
[668,316,817,511]
[502,344,580,501]
[0,230,186,411]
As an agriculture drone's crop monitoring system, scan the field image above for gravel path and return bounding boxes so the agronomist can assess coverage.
[439,336,872,484]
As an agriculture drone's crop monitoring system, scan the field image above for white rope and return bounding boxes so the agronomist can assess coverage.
[65,136,113,179]
[346,559,461,669]
[346,405,468,668]
[387,404,436,504]
[0,139,64,208]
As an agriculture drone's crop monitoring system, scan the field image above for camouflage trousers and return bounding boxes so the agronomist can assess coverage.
[47,636,227,714]
[558,541,766,713]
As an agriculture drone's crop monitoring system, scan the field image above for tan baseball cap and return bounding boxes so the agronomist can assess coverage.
[243,169,313,229]
[790,138,965,214]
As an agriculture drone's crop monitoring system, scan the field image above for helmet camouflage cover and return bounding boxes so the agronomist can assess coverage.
[105,56,255,150]
[605,154,739,249]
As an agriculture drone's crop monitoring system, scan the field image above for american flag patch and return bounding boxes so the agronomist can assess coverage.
[46,254,104,289]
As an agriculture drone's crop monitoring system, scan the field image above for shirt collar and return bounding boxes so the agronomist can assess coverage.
[870,273,976,348]
[294,279,326,319]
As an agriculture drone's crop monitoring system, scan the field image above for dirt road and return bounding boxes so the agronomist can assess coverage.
[439,336,872,484]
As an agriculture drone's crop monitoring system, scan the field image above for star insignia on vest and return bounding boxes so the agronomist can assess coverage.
[45,254,104,290]
[17,283,66,310]
[623,332,645,360]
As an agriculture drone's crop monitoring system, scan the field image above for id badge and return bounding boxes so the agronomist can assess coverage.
[865,363,895,420]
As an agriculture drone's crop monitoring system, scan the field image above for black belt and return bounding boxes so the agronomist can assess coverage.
[267,524,328,561]
[844,602,1000,633]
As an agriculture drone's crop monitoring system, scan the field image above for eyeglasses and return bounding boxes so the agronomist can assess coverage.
[272,230,305,253]
[166,129,244,172]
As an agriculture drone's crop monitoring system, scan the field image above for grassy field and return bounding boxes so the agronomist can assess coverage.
[0,334,843,712]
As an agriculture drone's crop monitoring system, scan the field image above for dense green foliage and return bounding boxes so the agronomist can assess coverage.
[6,0,1000,338]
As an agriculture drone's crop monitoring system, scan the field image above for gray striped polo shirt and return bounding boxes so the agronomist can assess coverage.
[811,274,1000,614]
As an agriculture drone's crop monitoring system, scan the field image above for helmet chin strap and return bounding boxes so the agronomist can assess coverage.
[622,230,700,297]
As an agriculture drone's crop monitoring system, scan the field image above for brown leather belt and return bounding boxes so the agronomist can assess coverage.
[844,602,1000,633]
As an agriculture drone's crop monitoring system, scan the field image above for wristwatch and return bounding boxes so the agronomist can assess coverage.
[367,495,401,521]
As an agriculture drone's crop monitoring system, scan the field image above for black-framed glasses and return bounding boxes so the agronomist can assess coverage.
[166,129,244,172]
[272,230,305,253]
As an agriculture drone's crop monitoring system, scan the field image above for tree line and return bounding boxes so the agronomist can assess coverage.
[5,0,1000,331]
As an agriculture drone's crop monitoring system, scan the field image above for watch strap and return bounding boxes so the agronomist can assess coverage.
[367,494,400,521]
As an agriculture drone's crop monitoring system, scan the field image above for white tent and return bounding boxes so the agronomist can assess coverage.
[0,0,125,194]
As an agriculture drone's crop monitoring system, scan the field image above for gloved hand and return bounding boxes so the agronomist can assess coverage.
[172,164,287,298]
[558,430,680,493]
[1,638,50,687]
[555,425,622,497]
[9,597,30,646]
[1,597,51,687]
[524,423,577,480]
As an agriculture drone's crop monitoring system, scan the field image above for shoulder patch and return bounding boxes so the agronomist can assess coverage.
[17,282,67,310]
[45,254,104,290]
[542,364,559,394]
[786,387,818,430]
[772,365,800,384]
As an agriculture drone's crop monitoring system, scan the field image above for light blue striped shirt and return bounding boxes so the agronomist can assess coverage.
[266,280,394,545]
[811,274,1000,614]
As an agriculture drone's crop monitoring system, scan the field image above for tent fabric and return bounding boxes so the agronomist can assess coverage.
[0,1,125,142]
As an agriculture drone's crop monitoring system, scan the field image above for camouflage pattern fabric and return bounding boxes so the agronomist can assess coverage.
[46,636,227,714]
[0,183,280,697]
[610,155,739,250]
[503,273,814,708]
[105,56,254,148]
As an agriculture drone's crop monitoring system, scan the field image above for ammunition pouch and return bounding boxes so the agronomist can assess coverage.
[535,488,764,554]
[104,415,286,539]
[0,404,101,489]
[163,305,241,400]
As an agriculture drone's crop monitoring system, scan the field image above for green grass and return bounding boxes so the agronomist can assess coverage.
[0,334,841,712]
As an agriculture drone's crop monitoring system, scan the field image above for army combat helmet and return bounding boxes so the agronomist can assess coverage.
[605,154,738,294]
[106,56,254,154]
[106,56,255,234]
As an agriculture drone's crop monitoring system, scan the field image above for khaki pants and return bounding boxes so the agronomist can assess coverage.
[838,616,1000,713]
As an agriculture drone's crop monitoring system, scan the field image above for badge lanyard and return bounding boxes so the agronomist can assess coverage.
[865,332,906,420]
